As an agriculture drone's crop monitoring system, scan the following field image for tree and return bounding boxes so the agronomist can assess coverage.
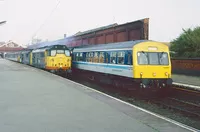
[170,27,200,58]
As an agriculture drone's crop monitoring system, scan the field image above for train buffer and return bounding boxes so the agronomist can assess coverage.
[0,58,198,132]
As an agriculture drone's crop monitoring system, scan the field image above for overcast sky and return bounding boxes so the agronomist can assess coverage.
[0,0,199,45]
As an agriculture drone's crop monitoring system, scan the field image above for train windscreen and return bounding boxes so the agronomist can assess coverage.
[137,52,169,65]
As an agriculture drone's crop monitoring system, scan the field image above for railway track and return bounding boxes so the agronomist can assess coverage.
[172,85,200,96]
[151,97,200,118]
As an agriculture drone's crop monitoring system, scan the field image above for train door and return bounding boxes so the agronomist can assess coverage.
[29,52,32,65]
[104,51,110,74]
[32,53,36,66]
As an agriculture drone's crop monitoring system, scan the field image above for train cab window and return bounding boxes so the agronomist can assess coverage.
[51,50,56,56]
[117,51,125,64]
[99,52,104,63]
[110,52,116,64]
[57,50,64,54]
[159,52,169,65]
[137,52,148,65]
[65,50,70,56]
[149,53,159,65]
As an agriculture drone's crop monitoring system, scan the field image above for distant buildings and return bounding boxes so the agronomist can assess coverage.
[0,41,24,58]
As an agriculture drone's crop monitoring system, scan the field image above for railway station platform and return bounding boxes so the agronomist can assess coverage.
[172,74,200,90]
[0,58,197,132]
[172,74,200,86]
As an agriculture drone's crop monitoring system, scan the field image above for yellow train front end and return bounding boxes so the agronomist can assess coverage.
[133,41,172,89]
[45,45,72,74]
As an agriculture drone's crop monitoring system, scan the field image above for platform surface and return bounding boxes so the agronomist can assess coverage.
[172,74,200,87]
[0,59,196,132]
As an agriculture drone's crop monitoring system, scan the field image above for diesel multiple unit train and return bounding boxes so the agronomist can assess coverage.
[72,40,172,89]
[5,40,172,89]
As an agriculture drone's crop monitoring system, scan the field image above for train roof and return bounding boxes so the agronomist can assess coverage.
[27,38,67,50]
[73,40,149,52]
[32,45,69,53]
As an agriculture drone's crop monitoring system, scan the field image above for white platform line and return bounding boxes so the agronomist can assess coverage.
[7,60,199,132]
[173,82,200,91]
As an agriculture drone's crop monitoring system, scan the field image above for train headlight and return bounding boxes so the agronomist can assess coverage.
[153,72,156,76]
[140,72,143,77]
[165,72,168,76]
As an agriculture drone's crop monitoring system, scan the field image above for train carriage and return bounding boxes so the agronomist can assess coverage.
[5,51,21,62]
[72,40,172,89]
[20,50,32,64]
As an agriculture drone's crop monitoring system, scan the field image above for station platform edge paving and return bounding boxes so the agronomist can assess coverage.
[0,59,197,132]
[172,74,200,88]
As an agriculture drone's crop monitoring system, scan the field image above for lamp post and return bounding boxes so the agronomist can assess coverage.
[0,21,6,26]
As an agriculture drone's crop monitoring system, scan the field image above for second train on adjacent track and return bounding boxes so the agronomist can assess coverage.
[5,45,72,74]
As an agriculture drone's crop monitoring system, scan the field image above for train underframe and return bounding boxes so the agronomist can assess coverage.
[72,68,173,95]
[49,68,72,76]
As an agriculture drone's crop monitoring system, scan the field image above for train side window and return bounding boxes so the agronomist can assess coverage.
[89,52,93,62]
[105,52,109,63]
[117,51,125,64]
[76,53,79,61]
[83,52,86,62]
[99,52,104,63]
[86,52,89,62]
[73,53,76,61]
[40,52,45,57]
[94,52,99,63]
[127,52,132,65]
[110,52,116,64]
[79,53,83,61]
